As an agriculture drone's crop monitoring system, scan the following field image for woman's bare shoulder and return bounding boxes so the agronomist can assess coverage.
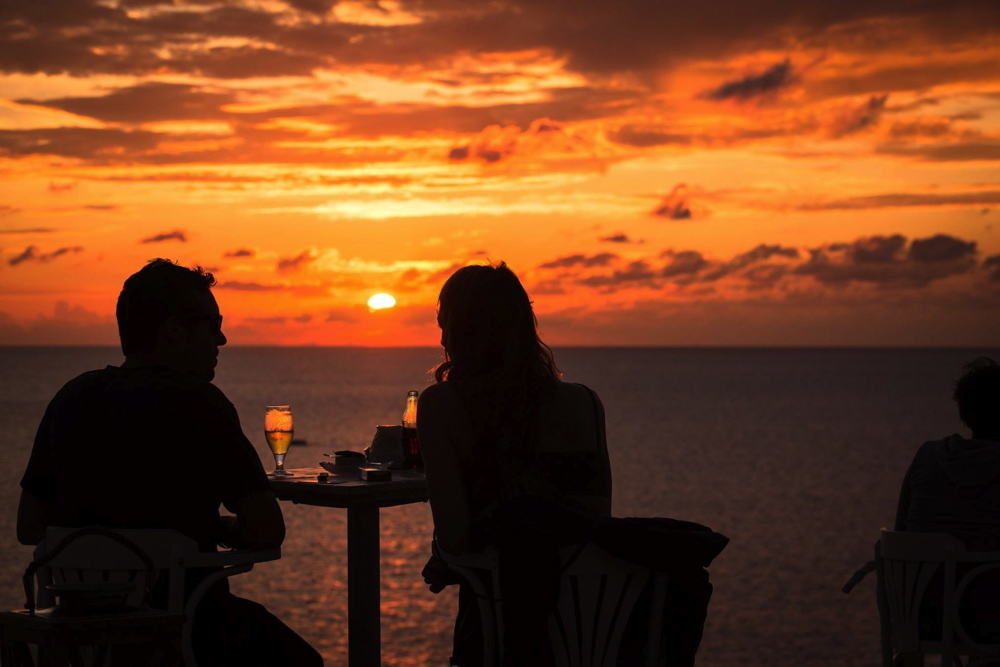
[420,381,453,402]
[553,380,600,405]
[418,382,463,415]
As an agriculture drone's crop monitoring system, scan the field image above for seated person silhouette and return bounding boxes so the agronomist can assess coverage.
[894,357,1000,643]
[418,263,718,667]
[17,259,322,667]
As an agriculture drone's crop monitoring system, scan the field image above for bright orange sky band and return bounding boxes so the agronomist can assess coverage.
[1,0,998,346]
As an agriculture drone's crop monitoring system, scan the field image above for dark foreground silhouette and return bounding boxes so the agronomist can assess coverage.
[893,357,1000,643]
[419,262,726,666]
[16,259,321,666]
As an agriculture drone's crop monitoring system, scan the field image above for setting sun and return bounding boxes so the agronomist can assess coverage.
[367,293,397,310]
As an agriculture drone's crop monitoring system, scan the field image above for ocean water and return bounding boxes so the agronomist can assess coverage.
[0,346,996,666]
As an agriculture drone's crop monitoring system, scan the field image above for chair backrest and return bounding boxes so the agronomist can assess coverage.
[549,543,661,667]
[877,530,1000,667]
[878,531,962,660]
[32,526,200,612]
[439,542,665,667]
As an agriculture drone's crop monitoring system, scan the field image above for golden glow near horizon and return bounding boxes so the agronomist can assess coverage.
[367,293,397,310]
[0,1,998,346]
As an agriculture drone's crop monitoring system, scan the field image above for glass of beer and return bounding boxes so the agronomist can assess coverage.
[264,405,293,477]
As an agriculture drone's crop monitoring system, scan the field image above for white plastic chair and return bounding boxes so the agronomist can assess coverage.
[439,541,668,667]
[29,526,280,667]
[877,530,1000,667]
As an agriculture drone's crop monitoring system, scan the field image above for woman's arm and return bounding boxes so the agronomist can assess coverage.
[591,388,612,513]
[418,385,472,555]
[894,458,916,531]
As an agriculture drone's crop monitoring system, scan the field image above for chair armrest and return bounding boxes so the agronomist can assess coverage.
[180,547,281,568]
[436,544,498,570]
[179,547,280,666]
[957,551,1000,563]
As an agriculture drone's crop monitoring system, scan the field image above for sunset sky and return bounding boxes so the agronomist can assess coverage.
[1,0,998,346]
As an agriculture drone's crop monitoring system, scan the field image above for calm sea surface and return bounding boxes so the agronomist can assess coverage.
[0,346,996,666]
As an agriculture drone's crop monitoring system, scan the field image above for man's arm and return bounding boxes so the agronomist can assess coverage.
[17,489,47,546]
[220,489,285,549]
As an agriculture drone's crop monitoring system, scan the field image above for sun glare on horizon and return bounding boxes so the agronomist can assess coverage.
[367,293,397,310]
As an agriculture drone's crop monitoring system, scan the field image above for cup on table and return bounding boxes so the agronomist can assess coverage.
[365,424,403,469]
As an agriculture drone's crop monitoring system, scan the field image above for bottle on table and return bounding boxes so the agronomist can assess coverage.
[402,389,421,469]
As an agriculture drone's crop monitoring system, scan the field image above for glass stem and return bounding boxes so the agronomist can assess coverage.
[274,453,286,472]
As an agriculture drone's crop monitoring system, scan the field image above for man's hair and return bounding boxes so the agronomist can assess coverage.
[954,357,1000,436]
[116,259,216,355]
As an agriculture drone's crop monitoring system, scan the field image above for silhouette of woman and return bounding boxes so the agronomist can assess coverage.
[418,262,612,666]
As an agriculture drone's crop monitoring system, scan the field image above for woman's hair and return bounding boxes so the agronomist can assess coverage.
[434,263,559,460]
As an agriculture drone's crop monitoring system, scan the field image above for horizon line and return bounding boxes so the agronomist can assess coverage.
[1,344,997,351]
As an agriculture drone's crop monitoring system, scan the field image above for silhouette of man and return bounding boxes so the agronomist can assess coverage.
[17,259,322,666]
[895,357,1000,643]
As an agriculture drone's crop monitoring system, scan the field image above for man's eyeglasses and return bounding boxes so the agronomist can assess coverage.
[180,314,223,330]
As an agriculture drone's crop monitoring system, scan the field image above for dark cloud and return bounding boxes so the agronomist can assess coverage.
[224,248,256,258]
[703,243,799,281]
[8,245,84,266]
[876,140,1000,162]
[578,260,657,288]
[652,184,693,219]
[17,82,237,124]
[799,190,1000,210]
[0,127,162,160]
[811,57,1000,100]
[92,171,414,187]
[529,278,567,295]
[84,204,118,211]
[444,118,588,164]
[285,0,337,14]
[48,181,76,193]
[140,229,187,244]
[538,252,618,269]
[0,301,117,346]
[0,0,996,89]
[245,313,313,324]
[0,205,20,216]
[828,94,888,137]
[888,119,953,139]
[908,234,976,263]
[607,125,691,148]
[8,247,35,266]
[0,227,55,234]
[276,249,317,273]
[173,46,326,79]
[326,309,359,323]
[543,232,985,297]
[216,281,284,291]
[661,250,708,278]
[795,233,977,287]
[849,235,906,263]
[702,60,794,101]
[742,264,790,289]
[599,233,637,244]
[35,246,83,262]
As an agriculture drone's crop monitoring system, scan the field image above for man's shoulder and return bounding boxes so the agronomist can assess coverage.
[55,366,232,411]
[50,367,116,402]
